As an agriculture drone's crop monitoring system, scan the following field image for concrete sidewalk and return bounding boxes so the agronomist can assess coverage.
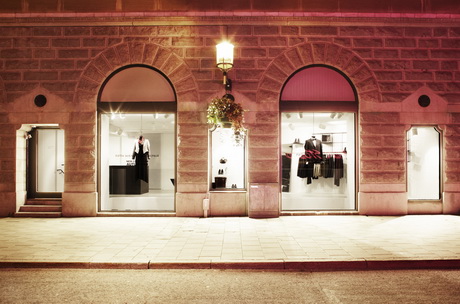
[1,215,459,271]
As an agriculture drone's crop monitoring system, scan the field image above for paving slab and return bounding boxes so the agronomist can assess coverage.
[0,215,459,270]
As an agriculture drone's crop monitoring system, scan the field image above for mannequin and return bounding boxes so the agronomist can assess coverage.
[304,135,323,163]
[132,135,150,183]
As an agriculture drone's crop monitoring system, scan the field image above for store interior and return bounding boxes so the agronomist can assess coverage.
[281,112,356,211]
[99,113,175,212]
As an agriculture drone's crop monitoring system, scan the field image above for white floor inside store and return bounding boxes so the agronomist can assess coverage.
[105,190,175,212]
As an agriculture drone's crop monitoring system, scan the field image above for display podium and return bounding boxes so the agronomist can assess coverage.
[109,165,149,194]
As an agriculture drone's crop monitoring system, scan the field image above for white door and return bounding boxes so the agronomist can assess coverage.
[407,127,440,200]
[36,129,65,193]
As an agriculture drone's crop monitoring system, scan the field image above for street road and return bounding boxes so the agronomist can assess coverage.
[1,268,459,303]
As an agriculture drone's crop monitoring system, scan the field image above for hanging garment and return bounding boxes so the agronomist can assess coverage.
[304,138,323,163]
[297,156,308,178]
[323,154,334,178]
[313,163,321,178]
[297,156,314,184]
[334,154,344,187]
[282,154,291,192]
[134,143,149,183]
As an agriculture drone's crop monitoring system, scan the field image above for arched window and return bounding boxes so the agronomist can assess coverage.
[98,65,176,213]
[280,65,357,212]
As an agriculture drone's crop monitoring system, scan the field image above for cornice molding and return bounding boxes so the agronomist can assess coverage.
[1,12,460,26]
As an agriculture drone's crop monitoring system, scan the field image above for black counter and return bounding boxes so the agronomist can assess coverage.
[109,165,149,195]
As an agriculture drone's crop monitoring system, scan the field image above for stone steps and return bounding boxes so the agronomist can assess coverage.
[15,199,62,218]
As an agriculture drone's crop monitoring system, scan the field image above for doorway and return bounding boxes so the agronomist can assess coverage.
[27,126,65,198]
[407,126,441,200]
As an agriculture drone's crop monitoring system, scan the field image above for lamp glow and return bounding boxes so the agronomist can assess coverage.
[216,41,234,72]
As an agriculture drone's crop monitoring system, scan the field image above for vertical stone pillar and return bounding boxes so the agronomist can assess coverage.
[61,111,98,216]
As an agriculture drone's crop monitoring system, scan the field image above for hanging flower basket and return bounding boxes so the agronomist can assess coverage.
[207,96,245,138]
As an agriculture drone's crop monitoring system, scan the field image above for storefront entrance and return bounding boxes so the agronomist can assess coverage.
[27,126,65,199]
[407,126,441,201]
[280,65,358,212]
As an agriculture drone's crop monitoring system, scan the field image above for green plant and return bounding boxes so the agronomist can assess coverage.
[207,96,245,136]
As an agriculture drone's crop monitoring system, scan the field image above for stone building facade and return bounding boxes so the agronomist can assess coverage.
[0,8,459,217]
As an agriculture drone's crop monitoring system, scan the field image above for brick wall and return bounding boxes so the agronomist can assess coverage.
[0,16,459,216]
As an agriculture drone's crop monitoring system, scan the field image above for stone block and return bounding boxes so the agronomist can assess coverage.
[358,191,407,215]
[34,27,62,36]
[177,171,207,184]
[1,49,32,58]
[285,48,304,68]
[443,191,460,214]
[236,69,264,80]
[385,38,416,48]
[177,159,207,172]
[419,39,439,48]
[92,27,119,36]
[301,26,338,36]
[241,48,267,58]
[361,172,404,183]
[158,26,191,37]
[340,27,374,37]
[281,26,299,35]
[374,49,399,58]
[260,37,287,47]
[249,135,278,147]
[382,93,410,103]
[0,192,15,217]
[176,192,207,217]
[248,183,279,218]
[404,27,432,37]
[178,135,207,147]
[408,201,443,215]
[209,191,247,216]
[249,171,278,183]
[353,38,383,48]
[52,38,81,48]
[249,147,279,160]
[253,26,278,35]
[431,50,460,59]
[401,49,428,58]
[58,49,89,59]
[62,191,97,217]
[249,159,277,172]
[65,27,91,36]
[258,76,283,92]
[375,27,404,37]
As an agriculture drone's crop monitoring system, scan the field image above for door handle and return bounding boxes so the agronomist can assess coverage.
[56,169,65,174]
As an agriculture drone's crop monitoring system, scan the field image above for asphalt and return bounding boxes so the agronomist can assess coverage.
[0,215,459,271]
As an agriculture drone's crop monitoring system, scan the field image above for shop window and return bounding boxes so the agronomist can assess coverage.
[98,65,176,212]
[210,127,246,190]
[281,112,355,210]
[100,113,175,211]
[407,126,441,200]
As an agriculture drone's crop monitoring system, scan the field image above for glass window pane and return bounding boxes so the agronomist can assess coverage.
[210,127,246,190]
[281,112,355,211]
[100,113,175,211]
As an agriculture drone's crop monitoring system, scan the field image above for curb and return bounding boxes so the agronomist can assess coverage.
[1,259,460,271]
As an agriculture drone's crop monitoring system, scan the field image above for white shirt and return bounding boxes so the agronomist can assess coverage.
[133,139,150,156]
